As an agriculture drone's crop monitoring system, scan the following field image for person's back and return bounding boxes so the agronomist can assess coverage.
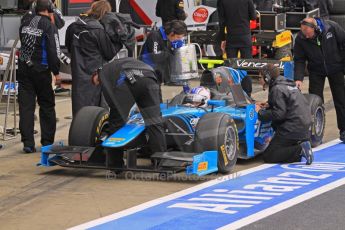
[65,0,116,116]
[66,17,114,76]
[156,0,187,25]
[218,0,256,36]
[20,12,60,75]
[268,76,311,140]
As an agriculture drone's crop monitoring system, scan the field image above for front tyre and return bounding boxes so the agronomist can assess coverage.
[195,113,239,174]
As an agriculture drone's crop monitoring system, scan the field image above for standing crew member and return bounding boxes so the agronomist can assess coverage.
[140,20,187,85]
[66,0,116,116]
[217,0,256,97]
[18,0,61,153]
[156,0,187,26]
[92,57,167,167]
[294,17,345,142]
[27,0,65,29]
[256,64,314,164]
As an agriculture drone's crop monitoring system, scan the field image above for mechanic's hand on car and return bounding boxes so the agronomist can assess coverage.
[54,74,62,86]
[221,41,226,54]
[255,104,262,113]
[259,101,269,108]
[91,73,100,86]
[295,80,303,89]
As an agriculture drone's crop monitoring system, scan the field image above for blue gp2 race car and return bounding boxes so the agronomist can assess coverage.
[39,66,325,178]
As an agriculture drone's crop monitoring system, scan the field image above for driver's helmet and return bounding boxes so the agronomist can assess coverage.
[183,86,211,107]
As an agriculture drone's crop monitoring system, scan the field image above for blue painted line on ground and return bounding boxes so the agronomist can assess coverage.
[70,141,345,230]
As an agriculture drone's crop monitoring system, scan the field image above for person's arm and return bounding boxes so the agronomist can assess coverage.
[143,32,164,54]
[175,0,187,21]
[46,23,60,76]
[258,109,273,122]
[156,0,162,17]
[330,20,345,47]
[52,7,65,30]
[65,23,73,53]
[98,29,117,62]
[248,0,257,20]
[268,87,287,123]
[293,36,307,83]
[328,0,334,11]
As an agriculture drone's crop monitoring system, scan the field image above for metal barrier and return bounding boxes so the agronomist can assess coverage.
[0,38,19,140]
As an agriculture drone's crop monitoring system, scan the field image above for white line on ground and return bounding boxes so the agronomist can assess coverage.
[219,177,345,230]
[68,139,342,230]
[55,98,71,103]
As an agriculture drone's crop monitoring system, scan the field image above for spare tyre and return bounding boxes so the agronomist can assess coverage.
[304,94,325,147]
[194,113,239,174]
[69,106,109,146]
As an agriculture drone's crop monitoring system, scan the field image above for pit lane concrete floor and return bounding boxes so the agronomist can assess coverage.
[0,79,340,230]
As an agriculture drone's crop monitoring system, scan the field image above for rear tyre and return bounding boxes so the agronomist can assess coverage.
[69,106,109,146]
[304,94,325,147]
[195,113,239,174]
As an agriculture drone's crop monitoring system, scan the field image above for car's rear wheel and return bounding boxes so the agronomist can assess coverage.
[195,113,239,174]
[304,94,325,147]
[69,106,109,146]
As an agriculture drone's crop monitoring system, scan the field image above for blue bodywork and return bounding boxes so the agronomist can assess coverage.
[101,103,271,157]
[39,66,274,177]
[39,101,273,176]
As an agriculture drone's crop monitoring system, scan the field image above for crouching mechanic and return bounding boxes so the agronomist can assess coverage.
[256,64,314,165]
[92,57,167,167]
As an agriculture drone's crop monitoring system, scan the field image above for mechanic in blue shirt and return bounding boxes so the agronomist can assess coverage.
[256,64,314,165]
[140,20,187,85]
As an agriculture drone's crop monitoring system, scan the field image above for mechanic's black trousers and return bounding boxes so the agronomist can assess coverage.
[105,77,167,154]
[309,72,345,133]
[263,135,302,163]
[18,66,56,147]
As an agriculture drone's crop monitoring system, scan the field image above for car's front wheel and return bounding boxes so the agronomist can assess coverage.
[195,113,239,174]
[69,106,109,147]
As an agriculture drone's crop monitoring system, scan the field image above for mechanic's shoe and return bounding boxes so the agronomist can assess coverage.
[300,141,313,165]
[340,131,345,143]
[23,146,36,154]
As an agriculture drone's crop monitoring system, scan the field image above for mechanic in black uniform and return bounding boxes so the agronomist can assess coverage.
[26,0,65,29]
[156,0,187,26]
[256,64,314,165]
[66,0,116,116]
[91,57,167,167]
[140,20,187,85]
[294,17,345,142]
[217,0,256,97]
[18,0,61,153]
[26,0,68,91]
